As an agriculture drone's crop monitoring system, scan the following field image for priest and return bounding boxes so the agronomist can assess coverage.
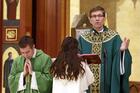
[78,6,132,93]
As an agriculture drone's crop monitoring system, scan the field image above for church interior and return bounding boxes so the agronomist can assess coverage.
[0,0,140,93]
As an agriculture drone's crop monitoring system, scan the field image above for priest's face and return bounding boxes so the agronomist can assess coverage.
[20,45,34,59]
[89,10,105,31]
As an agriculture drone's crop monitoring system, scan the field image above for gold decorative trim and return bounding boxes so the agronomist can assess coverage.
[80,29,118,92]
[5,28,17,41]
[81,29,118,44]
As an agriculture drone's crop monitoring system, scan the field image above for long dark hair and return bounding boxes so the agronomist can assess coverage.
[50,37,85,80]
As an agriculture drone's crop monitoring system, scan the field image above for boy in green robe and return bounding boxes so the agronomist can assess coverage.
[8,36,53,93]
[78,6,132,93]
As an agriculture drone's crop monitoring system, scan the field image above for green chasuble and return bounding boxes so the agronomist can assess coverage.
[78,26,132,93]
[8,50,53,93]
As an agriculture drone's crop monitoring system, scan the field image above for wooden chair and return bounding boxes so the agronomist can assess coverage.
[130,81,140,93]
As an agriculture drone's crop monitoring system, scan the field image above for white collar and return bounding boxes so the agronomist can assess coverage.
[32,48,37,58]
[92,28,104,33]
[99,28,104,32]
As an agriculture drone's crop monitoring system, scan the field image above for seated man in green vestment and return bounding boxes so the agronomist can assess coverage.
[78,6,132,93]
[8,36,53,93]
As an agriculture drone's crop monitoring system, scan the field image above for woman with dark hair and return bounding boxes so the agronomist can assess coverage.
[50,37,94,93]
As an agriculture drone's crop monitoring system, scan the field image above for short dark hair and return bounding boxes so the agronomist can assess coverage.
[89,6,106,18]
[18,36,34,48]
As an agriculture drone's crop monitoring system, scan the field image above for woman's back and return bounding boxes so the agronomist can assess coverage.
[52,62,94,93]
[50,37,94,93]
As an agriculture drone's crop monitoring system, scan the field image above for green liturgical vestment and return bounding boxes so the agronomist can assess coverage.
[78,26,132,93]
[8,50,53,93]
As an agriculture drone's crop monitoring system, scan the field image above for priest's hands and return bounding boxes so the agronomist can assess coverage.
[23,59,32,77]
[120,37,130,51]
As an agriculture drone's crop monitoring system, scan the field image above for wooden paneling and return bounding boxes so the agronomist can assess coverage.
[0,0,2,92]
[130,81,140,93]
[35,0,69,57]
[20,0,32,37]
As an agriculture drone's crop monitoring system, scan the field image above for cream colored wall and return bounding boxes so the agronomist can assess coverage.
[70,0,80,35]
[117,0,140,81]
